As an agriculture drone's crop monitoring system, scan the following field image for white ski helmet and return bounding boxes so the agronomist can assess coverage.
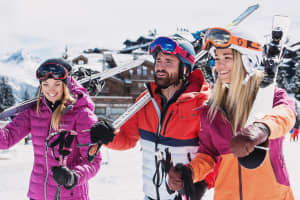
[228,27,263,82]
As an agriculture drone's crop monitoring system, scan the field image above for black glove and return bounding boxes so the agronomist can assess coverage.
[168,164,195,200]
[168,166,184,191]
[230,123,270,157]
[51,166,78,189]
[90,120,115,145]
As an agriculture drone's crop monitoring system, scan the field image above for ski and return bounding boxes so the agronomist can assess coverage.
[227,4,260,27]
[194,3,260,63]
[84,92,152,162]
[262,15,290,84]
[238,15,290,169]
[77,57,152,84]
[195,51,208,63]
[0,98,39,120]
[119,42,153,54]
[0,57,153,120]
[112,92,151,129]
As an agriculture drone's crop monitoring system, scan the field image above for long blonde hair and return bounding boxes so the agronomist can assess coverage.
[208,49,264,134]
[36,82,75,130]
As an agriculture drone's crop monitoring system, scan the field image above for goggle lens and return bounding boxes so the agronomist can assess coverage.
[36,63,67,80]
[149,37,195,64]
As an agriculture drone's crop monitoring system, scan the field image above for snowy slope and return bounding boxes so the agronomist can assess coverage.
[0,138,298,199]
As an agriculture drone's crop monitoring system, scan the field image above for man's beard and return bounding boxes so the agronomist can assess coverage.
[154,70,179,89]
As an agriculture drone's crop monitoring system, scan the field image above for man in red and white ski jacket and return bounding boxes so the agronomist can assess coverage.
[90,36,215,200]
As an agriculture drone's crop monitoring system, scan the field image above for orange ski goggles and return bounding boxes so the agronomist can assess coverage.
[202,27,262,52]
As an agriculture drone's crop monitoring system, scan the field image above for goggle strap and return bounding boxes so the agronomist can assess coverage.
[175,46,195,64]
[231,35,262,52]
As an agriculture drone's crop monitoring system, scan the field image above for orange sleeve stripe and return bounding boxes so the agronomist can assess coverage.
[189,153,215,183]
[256,104,296,139]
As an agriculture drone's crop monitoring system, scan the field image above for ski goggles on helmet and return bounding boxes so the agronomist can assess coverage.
[149,36,195,64]
[36,62,68,81]
[202,27,262,52]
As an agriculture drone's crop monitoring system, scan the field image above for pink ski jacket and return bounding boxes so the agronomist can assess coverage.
[0,77,101,200]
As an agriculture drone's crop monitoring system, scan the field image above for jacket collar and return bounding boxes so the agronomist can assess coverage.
[146,69,208,103]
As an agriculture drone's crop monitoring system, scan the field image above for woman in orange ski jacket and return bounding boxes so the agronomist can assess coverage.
[168,27,296,200]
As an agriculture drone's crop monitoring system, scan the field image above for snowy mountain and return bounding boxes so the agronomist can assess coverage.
[2,49,25,64]
[0,49,40,65]
[0,49,40,102]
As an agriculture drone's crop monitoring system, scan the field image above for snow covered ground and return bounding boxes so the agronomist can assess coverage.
[0,138,298,200]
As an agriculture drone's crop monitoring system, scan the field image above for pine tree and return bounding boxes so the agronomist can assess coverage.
[0,77,16,109]
[23,89,30,101]
[289,64,300,101]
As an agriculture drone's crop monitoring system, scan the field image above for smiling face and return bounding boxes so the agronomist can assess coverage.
[215,48,234,84]
[154,51,180,88]
[41,78,64,103]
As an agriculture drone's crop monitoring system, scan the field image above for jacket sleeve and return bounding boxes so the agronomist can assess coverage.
[189,109,219,183]
[106,110,140,150]
[0,109,31,149]
[72,107,100,185]
[105,91,146,151]
[256,87,296,139]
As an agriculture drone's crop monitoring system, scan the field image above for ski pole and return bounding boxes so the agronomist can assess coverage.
[54,152,70,200]
[55,155,69,200]
[255,145,269,151]
[78,92,151,162]
[47,130,76,200]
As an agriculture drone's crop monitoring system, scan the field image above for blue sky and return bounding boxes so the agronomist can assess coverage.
[1,0,299,59]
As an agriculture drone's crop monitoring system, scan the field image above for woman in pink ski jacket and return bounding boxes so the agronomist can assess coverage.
[0,58,101,200]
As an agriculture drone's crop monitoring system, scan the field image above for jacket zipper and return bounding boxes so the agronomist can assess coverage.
[151,97,161,151]
[42,98,74,199]
[162,111,174,136]
[238,163,243,200]
[148,89,174,200]
[44,102,53,200]
[44,117,53,200]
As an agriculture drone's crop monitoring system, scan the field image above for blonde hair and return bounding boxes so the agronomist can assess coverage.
[36,82,75,130]
[208,49,264,134]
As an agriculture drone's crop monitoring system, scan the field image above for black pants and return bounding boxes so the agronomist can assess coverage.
[193,180,208,199]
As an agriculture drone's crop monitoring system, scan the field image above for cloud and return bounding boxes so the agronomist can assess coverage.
[1,0,300,57]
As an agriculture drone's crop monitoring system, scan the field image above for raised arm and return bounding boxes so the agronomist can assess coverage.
[0,110,31,149]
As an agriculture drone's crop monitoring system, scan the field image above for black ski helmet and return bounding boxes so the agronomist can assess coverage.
[36,58,72,84]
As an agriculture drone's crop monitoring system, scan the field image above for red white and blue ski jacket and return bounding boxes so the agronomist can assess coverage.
[107,69,210,199]
[0,77,100,200]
